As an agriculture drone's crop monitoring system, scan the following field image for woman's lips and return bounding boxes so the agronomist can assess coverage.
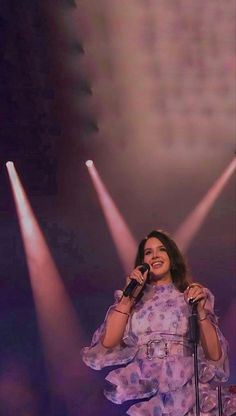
[151,261,163,269]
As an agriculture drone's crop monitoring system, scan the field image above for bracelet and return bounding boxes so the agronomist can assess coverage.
[113,308,130,317]
[198,314,208,321]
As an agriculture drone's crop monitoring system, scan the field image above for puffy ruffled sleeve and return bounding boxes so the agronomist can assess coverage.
[81,290,138,370]
[198,288,230,384]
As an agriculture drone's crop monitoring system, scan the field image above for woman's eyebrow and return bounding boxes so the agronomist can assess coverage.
[144,245,165,251]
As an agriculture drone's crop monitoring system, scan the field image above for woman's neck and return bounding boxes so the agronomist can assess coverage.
[150,273,172,286]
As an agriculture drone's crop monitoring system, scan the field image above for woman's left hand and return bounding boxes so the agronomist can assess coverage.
[184,283,208,312]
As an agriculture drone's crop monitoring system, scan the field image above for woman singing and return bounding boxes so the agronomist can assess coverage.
[82,230,235,415]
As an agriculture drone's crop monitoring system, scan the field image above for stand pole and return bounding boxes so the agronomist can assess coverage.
[218,385,223,416]
[189,302,200,416]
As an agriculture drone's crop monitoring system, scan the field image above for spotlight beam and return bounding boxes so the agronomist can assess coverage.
[86,161,137,274]
[6,162,86,412]
[174,158,236,252]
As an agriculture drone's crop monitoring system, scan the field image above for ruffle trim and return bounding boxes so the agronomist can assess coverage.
[104,355,193,403]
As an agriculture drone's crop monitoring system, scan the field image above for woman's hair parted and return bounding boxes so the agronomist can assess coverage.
[135,230,191,292]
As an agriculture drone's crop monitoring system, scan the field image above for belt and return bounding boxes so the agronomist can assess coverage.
[146,339,169,359]
[137,336,192,360]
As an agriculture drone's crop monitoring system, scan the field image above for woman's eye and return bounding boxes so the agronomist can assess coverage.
[144,250,152,255]
[160,247,167,252]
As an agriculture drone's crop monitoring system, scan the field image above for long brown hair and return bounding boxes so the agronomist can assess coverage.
[135,230,191,292]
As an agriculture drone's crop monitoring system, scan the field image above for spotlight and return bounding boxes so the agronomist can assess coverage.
[86,163,137,273]
[6,162,84,410]
[174,157,236,252]
[85,160,94,168]
[6,161,14,168]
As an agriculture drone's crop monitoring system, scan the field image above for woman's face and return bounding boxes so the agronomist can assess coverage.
[143,237,172,283]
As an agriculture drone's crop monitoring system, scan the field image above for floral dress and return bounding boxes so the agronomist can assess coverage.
[82,283,236,416]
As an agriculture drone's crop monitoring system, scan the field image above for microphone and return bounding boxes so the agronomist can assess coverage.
[123,263,150,297]
[188,297,205,305]
[188,298,198,305]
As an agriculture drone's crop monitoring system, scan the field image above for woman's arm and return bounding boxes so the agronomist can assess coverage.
[185,284,222,361]
[102,295,134,348]
[197,307,222,361]
[102,267,148,348]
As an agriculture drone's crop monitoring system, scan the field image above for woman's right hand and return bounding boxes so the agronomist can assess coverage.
[125,266,149,298]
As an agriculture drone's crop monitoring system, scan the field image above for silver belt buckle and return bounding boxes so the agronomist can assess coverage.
[146,339,169,360]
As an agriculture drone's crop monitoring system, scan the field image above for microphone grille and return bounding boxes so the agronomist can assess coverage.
[140,263,150,272]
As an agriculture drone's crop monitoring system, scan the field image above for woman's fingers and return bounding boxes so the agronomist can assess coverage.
[130,271,144,285]
[185,284,207,304]
[127,268,148,285]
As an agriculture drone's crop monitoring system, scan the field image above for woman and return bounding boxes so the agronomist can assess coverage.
[82,230,234,415]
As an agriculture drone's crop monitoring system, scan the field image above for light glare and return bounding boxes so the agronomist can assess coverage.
[6,161,14,169]
[85,160,94,167]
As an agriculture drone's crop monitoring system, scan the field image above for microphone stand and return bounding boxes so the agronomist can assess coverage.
[188,302,200,416]
[217,384,223,416]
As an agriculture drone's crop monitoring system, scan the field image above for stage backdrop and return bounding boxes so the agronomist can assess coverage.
[0,1,235,415]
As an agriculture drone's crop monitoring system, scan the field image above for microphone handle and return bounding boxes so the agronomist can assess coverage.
[188,298,199,305]
[123,279,139,297]
[123,263,150,297]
